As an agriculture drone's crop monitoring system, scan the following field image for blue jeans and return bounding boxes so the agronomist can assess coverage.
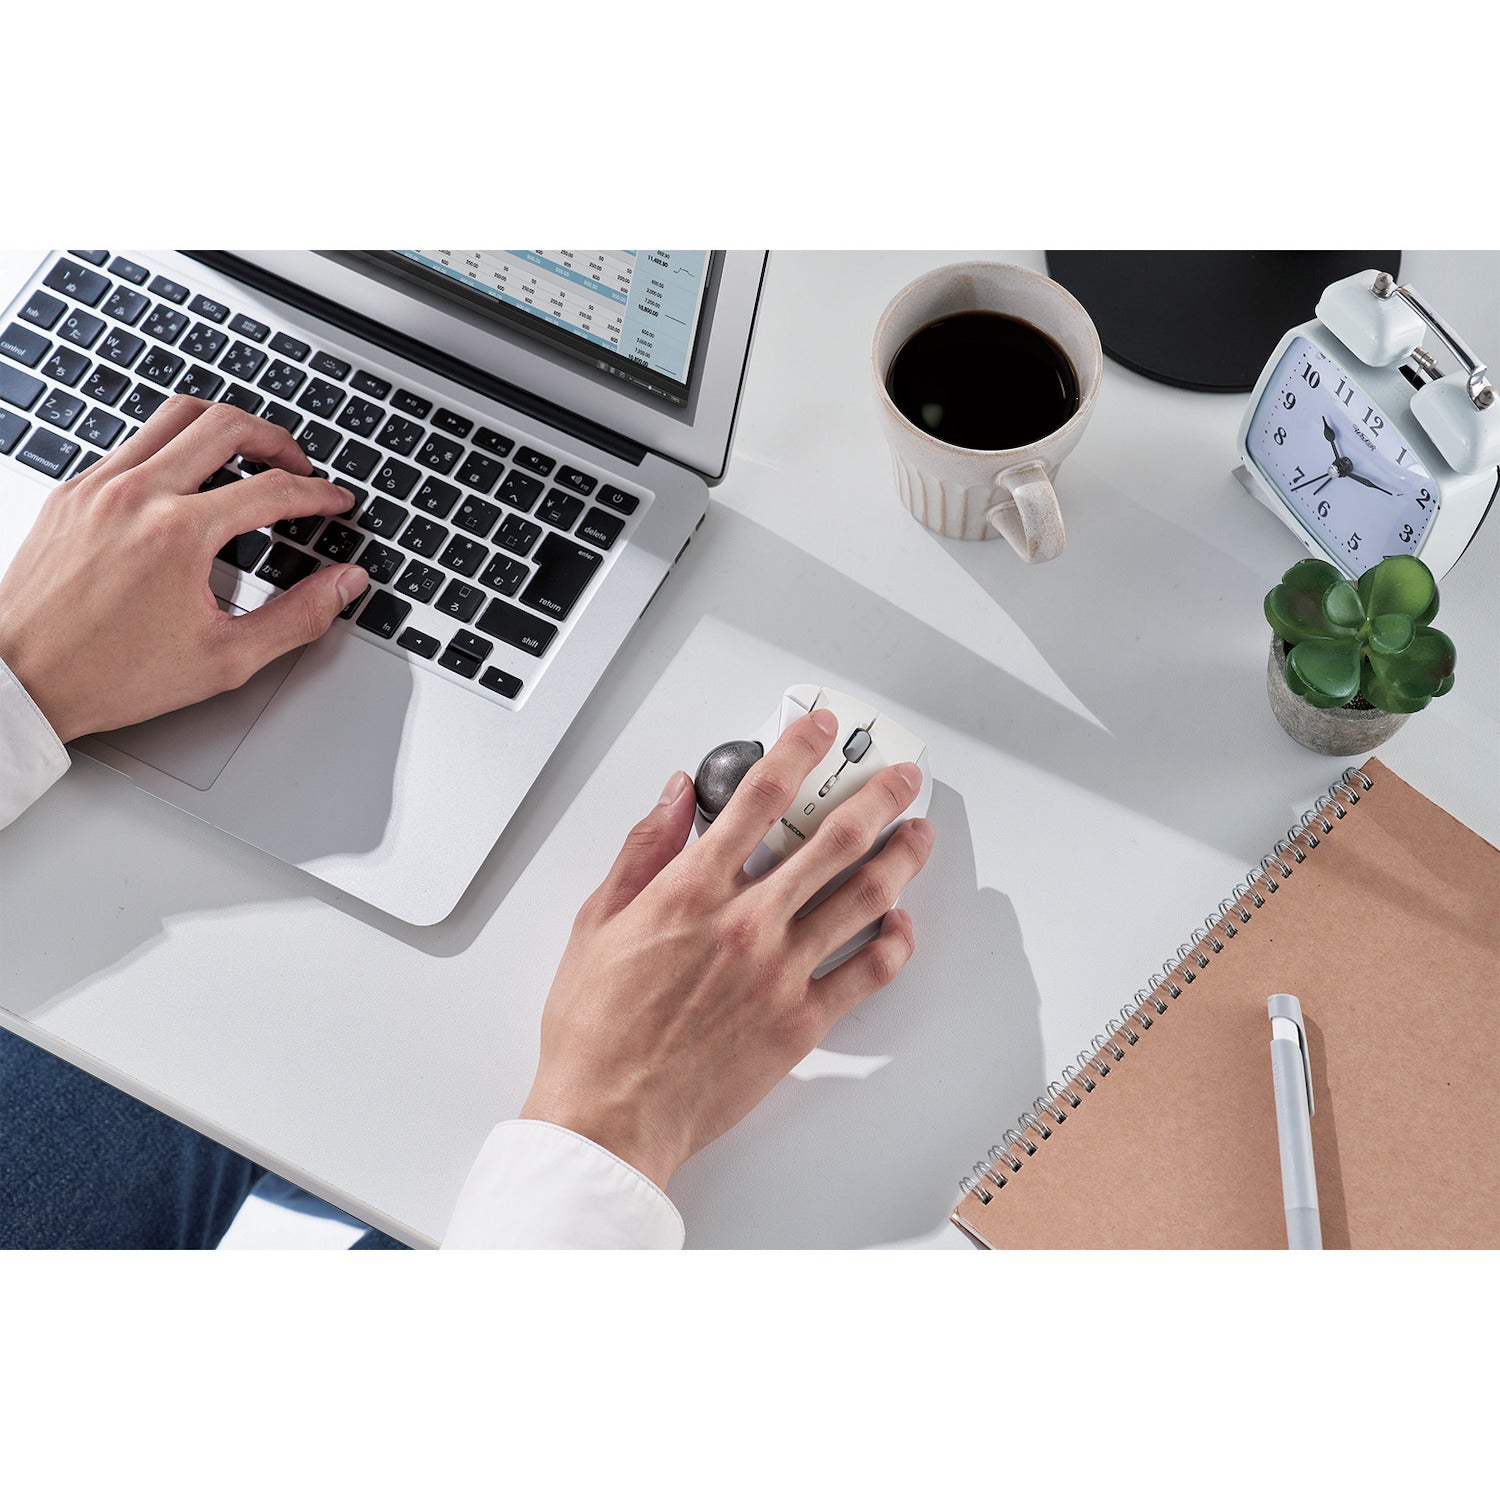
[0,1027,406,1250]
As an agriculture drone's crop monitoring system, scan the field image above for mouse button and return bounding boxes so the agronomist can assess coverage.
[842,728,874,763]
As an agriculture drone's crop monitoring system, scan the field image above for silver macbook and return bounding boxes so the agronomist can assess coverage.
[0,249,767,923]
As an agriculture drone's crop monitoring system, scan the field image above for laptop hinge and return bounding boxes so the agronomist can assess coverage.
[182,251,651,468]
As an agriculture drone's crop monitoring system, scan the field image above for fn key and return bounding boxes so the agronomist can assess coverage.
[355,589,411,639]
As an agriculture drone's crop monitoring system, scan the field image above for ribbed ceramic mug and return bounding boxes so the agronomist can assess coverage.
[871,261,1103,560]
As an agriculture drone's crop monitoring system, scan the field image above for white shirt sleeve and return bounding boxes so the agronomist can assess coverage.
[0,658,70,831]
[442,1118,685,1250]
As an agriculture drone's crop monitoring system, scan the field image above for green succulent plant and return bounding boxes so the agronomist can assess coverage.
[1264,554,1457,714]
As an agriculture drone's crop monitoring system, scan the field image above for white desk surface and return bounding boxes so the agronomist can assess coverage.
[3,250,1497,1249]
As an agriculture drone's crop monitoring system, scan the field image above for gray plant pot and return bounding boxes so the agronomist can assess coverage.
[1266,636,1405,756]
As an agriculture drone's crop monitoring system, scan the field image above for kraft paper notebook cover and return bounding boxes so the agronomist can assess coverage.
[952,760,1499,1249]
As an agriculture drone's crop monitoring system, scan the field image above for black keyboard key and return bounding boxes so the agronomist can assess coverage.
[100,329,145,368]
[148,274,189,304]
[473,426,514,457]
[257,359,305,400]
[355,540,403,583]
[456,450,503,494]
[73,450,104,474]
[269,332,310,362]
[175,365,224,400]
[414,432,463,476]
[480,665,523,698]
[395,559,445,603]
[336,395,382,437]
[439,645,482,678]
[454,495,500,539]
[229,313,269,342]
[260,400,301,435]
[273,514,323,545]
[371,457,419,500]
[138,346,184,387]
[578,506,625,550]
[189,294,229,323]
[432,407,471,437]
[538,488,584,532]
[15,427,81,478]
[217,530,271,570]
[412,475,460,518]
[70,250,109,266]
[59,309,105,349]
[556,467,598,496]
[335,483,365,514]
[439,535,487,578]
[81,366,129,406]
[109,256,150,286]
[376,414,424,457]
[520,533,603,622]
[355,589,410,639]
[496,513,542,556]
[514,445,554,477]
[332,438,380,482]
[338,586,368,620]
[76,408,124,448]
[434,580,485,623]
[350,369,390,399]
[297,421,340,462]
[0,364,46,411]
[479,553,528,596]
[142,303,188,344]
[399,515,448,558]
[0,409,29,454]
[201,466,242,491]
[596,483,640,515]
[313,520,363,562]
[121,383,166,422]
[308,350,350,381]
[102,286,150,326]
[475,598,557,657]
[220,341,266,380]
[40,347,90,387]
[256,541,320,589]
[38,388,86,430]
[296,378,345,419]
[218,383,263,414]
[44,258,110,306]
[397,627,440,659]
[181,322,228,362]
[498,469,543,512]
[391,388,431,418]
[20,290,67,330]
[358,496,408,538]
[1,321,50,367]
[449,628,492,663]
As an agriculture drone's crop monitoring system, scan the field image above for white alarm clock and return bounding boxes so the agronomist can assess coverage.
[1234,269,1499,579]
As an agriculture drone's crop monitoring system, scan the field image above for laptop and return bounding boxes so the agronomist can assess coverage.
[0,249,767,923]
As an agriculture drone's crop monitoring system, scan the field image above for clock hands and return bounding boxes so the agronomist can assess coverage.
[1345,471,1394,495]
[1291,472,1329,493]
[1322,417,1343,461]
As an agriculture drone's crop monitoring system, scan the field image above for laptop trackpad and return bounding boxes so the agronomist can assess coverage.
[96,597,303,791]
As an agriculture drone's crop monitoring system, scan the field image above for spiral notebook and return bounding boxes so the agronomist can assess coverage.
[952,760,1500,1249]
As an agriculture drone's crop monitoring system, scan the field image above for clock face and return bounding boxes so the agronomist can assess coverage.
[1248,335,1435,570]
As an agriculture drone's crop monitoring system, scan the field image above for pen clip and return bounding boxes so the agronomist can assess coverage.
[1268,993,1314,1115]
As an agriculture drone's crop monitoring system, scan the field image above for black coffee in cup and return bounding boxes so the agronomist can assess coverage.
[885,311,1079,450]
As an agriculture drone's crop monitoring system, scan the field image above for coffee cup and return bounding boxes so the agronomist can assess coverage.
[871,261,1103,560]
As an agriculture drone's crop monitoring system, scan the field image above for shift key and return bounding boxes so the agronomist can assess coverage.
[475,598,557,657]
[519,532,601,621]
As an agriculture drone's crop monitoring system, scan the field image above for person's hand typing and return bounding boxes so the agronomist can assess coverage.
[521,707,935,1188]
[0,395,368,744]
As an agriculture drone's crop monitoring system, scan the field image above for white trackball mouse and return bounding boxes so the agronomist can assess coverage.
[693,685,931,971]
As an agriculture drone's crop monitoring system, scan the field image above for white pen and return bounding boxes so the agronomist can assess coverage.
[1268,994,1322,1250]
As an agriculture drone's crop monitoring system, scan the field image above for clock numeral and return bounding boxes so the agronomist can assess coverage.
[1336,377,1354,406]
[1363,407,1384,433]
[1291,466,1305,484]
[1346,532,1361,553]
[1317,499,1331,518]
[1400,523,1415,543]
[1415,487,1431,510]
[1281,390,1296,410]
[1273,426,1287,446]
[1396,445,1409,465]
[1299,361,1321,389]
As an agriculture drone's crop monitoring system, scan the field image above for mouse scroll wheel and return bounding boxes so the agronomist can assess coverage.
[842,728,873,763]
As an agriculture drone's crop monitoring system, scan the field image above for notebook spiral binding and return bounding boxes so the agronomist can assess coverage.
[957,765,1375,1205]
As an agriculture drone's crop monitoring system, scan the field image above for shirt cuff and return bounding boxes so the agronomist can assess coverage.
[442,1118,686,1250]
[0,658,70,831]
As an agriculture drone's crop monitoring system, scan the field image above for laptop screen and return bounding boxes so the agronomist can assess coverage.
[382,250,712,408]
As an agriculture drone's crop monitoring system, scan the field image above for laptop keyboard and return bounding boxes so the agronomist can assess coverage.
[0,251,651,708]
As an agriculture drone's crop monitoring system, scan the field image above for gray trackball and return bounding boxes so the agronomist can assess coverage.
[693,739,764,823]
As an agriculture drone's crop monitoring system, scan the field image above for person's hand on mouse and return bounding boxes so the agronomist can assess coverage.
[0,395,368,744]
[520,707,935,1189]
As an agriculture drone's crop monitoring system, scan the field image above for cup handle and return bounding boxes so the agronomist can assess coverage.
[985,460,1066,563]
